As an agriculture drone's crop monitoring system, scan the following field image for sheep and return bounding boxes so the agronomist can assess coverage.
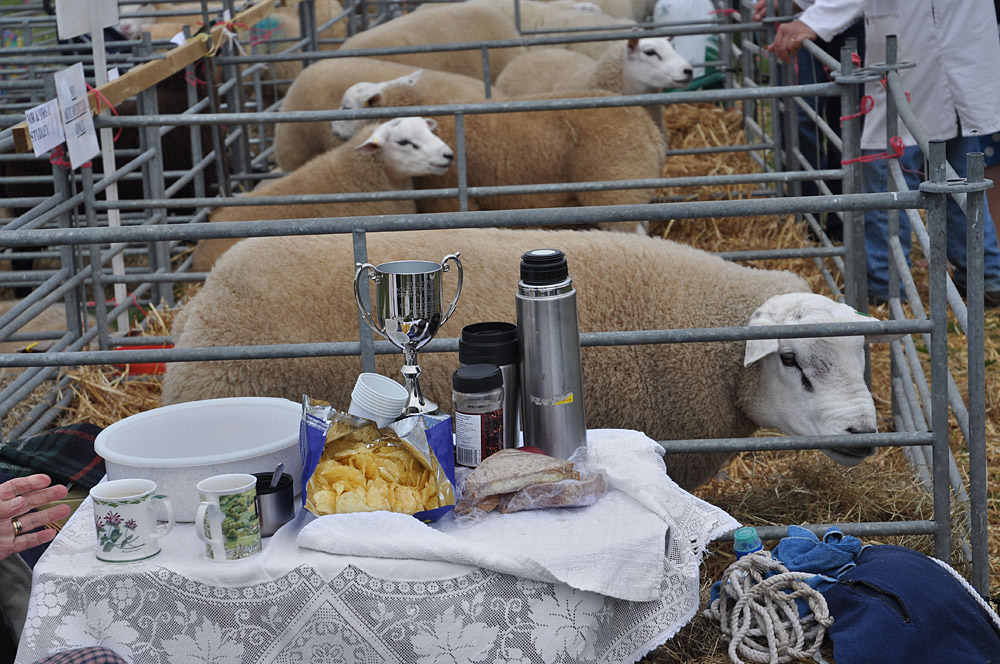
[337,4,527,83]
[343,81,665,219]
[462,0,606,31]
[162,227,883,490]
[496,37,693,97]
[188,117,454,271]
[273,58,487,172]
[535,8,637,59]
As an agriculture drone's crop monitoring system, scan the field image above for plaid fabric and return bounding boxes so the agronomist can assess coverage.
[0,423,105,490]
[29,647,129,664]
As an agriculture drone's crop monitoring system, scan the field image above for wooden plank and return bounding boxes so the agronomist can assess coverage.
[12,0,278,153]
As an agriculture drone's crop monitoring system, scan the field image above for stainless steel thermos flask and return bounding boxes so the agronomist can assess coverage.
[516,248,587,458]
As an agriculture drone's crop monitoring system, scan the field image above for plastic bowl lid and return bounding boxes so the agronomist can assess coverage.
[94,397,301,468]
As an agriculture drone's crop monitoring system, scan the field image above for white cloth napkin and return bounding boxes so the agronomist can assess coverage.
[297,429,738,602]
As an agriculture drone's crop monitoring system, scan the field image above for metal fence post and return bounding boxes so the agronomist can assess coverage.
[838,41,865,311]
[922,139,952,563]
[964,150,988,595]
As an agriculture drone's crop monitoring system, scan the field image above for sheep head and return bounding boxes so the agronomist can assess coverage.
[623,37,693,93]
[355,117,454,181]
[332,70,424,141]
[739,292,891,467]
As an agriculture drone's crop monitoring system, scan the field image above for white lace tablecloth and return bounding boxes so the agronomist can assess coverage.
[15,430,737,664]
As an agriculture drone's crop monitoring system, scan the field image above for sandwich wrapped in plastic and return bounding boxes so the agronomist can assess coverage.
[300,397,455,521]
[454,446,608,520]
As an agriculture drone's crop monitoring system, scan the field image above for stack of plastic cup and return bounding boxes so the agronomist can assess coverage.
[348,372,409,427]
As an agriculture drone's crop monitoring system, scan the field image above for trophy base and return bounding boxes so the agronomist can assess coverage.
[402,396,439,417]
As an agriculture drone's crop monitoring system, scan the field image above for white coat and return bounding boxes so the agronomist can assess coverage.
[796,0,1000,149]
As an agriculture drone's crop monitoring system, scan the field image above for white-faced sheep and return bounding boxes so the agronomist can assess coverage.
[273,58,487,172]
[338,4,527,83]
[496,37,693,97]
[343,80,665,217]
[189,117,453,271]
[162,227,882,490]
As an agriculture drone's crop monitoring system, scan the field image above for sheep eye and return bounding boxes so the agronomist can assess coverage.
[644,49,662,59]
[779,352,797,367]
[397,139,413,147]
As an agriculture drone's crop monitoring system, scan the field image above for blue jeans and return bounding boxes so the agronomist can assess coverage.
[862,136,1000,297]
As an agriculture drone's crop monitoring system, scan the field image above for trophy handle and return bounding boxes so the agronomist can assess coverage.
[439,252,463,325]
[353,262,386,338]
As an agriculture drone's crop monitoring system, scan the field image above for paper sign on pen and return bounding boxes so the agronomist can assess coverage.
[107,68,120,81]
[25,99,66,157]
[55,0,119,40]
[170,30,187,46]
[54,63,100,169]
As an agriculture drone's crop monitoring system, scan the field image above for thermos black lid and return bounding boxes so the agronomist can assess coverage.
[459,322,519,366]
[520,249,569,285]
[452,364,503,392]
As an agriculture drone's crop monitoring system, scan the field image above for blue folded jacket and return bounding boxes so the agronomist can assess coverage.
[823,545,1000,664]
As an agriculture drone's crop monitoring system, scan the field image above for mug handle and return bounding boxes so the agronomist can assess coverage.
[439,252,463,326]
[152,494,175,540]
[353,262,387,338]
[195,501,221,551]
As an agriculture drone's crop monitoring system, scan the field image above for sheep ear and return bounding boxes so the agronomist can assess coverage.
[404,69,424,86]
[355,137,381,155]
[364,92,382,108]
[424,118,438,131]
[744,338,779,367]
[627,38,639,52]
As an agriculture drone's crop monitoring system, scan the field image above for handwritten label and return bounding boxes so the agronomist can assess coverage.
[55,0,119,40]
[54,63,100,169]
[25,99,66,157]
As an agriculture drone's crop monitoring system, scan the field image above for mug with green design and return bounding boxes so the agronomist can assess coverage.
[195,473,262,562]
[90,479,175,563]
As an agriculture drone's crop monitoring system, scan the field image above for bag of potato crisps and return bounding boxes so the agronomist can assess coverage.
[300,397,455,521]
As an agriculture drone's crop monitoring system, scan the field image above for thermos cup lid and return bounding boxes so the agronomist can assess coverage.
[452,364,503,392]
[520,249,569,285]
[459,322,519,366]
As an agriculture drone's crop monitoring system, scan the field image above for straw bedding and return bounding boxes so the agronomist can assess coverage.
[5,102,997,663]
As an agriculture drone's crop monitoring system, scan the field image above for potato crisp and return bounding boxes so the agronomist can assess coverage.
[305,416,455,517]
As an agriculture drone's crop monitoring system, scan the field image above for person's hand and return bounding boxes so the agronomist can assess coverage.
[753,1,804,22]
[1,474,70,561]
[767,19,818,63]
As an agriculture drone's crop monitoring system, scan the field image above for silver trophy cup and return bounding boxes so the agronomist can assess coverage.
[353,254,463,415]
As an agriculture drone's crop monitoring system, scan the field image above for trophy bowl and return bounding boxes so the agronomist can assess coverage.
[354,254,462,415]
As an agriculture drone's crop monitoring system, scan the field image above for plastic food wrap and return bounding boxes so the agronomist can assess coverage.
[300,397,455,520]
[454,446,608,520]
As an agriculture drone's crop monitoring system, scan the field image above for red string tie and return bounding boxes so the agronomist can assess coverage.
[48,145,90,170]
[185,70,207,88]
[840,94,874,124]
[709,8,738,16]
[879,77,911,103]
[85,83,123,143]
[851,52,861,66]
[842,135,906,165]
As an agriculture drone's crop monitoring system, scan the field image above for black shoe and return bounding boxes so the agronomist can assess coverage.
[868,290,907,308]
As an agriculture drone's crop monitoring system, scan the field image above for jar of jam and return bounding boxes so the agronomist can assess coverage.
[452,364,504,468]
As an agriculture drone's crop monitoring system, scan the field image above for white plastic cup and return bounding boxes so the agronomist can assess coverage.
[348,372,408,427]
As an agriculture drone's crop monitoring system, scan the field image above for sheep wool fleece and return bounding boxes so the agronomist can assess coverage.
[190,124,418,272]
[274,58,486,172]
[164,228,809,489]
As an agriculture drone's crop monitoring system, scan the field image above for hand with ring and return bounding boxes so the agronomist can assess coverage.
[767,19,818,63]
[1,474,70,561]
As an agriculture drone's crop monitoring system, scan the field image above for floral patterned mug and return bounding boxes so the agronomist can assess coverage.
[90,479,175,563]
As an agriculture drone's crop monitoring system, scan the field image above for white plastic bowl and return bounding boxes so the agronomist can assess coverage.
[95,397,303,522]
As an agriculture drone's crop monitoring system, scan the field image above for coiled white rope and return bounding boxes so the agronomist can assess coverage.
[704,551,834,664]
